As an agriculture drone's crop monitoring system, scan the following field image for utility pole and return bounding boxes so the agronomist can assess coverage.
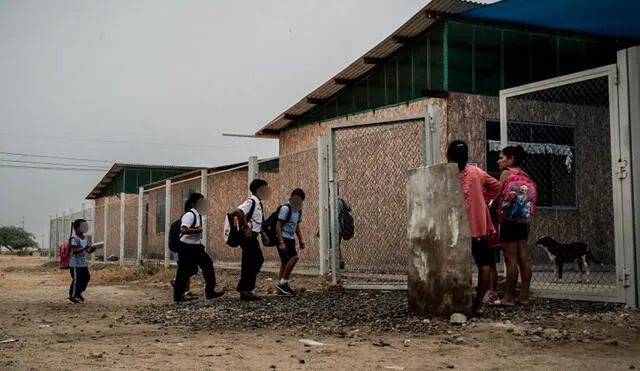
[21,216,25,230]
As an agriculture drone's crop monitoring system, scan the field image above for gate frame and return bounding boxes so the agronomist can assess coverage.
[327,108,440,288]
[499,64,636,305]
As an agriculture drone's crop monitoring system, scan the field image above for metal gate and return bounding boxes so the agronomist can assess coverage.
[327,107,440,289]
[499,64,633,303]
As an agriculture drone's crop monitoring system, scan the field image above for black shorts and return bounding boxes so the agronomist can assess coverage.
[277,238,298,263]
[471,237,496,267]
[500,220,530,243]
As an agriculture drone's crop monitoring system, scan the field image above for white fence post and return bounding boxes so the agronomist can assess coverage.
[164,180,172,268]
[137,187,144,266]
[103,201,108,263]
[318,136,330,275]
[52,214,58,260]
[119,192,125,266]
[90,201,96,262]
[200,169,208,248]
[248,156,258,193]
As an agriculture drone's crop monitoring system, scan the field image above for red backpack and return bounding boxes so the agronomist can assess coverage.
[58,236,79,270]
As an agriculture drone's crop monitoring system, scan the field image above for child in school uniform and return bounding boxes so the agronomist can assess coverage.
[68,219,95,304]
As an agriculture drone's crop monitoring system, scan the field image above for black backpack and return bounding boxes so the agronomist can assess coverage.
[338,198,355,241]
[261,204,301,247]
[168,210,197,252]
[224,199,256,248]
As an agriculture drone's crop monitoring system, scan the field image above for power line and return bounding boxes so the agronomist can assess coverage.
[0,164,108,172]
[0,158,109,169]
[0,132,242,149]
[0,150,113,164]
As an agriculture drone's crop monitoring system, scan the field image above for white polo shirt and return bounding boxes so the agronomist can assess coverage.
[237,195,263,233]
[180,208,202,245]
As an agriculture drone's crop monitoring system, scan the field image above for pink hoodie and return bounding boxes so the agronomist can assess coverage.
[458,165,501,239]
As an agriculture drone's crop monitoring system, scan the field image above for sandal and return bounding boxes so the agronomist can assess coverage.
[493,298,516,307]
[483,291,502,306]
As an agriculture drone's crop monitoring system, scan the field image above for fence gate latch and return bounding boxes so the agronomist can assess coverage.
[617,159,628,180]
[623,267,631,288]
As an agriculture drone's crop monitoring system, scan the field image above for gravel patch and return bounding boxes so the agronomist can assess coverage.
[131,290,640,343]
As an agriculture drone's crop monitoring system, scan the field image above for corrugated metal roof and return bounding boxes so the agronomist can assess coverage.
[256,0,485,135]
[86,163,200,199]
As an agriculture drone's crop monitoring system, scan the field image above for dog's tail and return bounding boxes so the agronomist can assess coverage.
[586,249,602,265]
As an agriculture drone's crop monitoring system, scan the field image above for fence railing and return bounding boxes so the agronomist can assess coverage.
[49,151,325,271]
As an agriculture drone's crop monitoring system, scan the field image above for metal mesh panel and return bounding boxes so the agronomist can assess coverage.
[207,167,249,263]
[142,188,166,262]
[261,148,320,269]
[105,198,121,262]
[503,75,617,297]
[332,119,424,286]
[93,204,105,262]
[122,195,139,265]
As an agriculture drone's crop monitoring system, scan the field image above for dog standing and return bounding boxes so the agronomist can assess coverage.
[535,236,602,283]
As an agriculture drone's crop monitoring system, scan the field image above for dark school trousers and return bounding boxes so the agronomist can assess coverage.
[173,243,217,302]
[236,233,264,293]
[69,267,90,299]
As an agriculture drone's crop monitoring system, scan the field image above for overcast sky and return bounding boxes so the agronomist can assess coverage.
[2,0,452,247]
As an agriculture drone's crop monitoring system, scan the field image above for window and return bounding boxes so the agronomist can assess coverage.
[156,193,166,233]
[486,120,576,208]
[474,26,502,95]
[446,22,473,92]
[144,202,149,236]
[181,187,197,210]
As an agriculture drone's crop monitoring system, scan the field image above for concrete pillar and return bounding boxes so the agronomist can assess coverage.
[407,163,473,318]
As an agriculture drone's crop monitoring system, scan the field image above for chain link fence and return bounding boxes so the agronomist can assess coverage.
[501,73,618,298]
[330,118,426,288]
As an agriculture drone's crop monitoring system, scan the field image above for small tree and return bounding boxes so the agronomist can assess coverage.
[0,226,38,251]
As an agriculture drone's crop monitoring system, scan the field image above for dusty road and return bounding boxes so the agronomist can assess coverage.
[0,256,639,371]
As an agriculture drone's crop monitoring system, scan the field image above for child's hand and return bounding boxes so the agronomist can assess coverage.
[277,240,286,250]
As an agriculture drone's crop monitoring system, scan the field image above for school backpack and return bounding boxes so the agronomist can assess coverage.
[338,198,355,241]
[261,204,302,247]
[500,168,537,224]
[58,236,79,270]
[224,199,256,248]
[168,211,197,252]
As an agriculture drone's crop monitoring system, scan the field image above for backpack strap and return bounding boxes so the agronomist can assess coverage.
[246,199,257,223]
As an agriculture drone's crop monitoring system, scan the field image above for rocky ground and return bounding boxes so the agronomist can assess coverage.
[1,256,639,371]
[132,289,640,346]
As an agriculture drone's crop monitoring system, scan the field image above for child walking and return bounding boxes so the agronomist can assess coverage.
[447,140,501,315]
[68,219,95,304]
[275,188,306,296]
[235,179,271,301]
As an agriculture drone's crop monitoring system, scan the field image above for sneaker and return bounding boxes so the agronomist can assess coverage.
[276,283,294,297]
[182,292,199,301]
[67,298,81,304]
[206,291,225,300]
[170,280,176,288]
[239,292,261,301]
[77,295,85,303]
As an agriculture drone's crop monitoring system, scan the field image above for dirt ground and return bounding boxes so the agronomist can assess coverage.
[1,256,639,371]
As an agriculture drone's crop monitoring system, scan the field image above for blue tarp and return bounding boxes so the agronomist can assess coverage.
[462,0,640,40]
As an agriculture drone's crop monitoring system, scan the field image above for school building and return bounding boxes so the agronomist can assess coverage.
[50,0,640,306]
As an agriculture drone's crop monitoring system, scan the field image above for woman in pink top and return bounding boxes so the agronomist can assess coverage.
[447,140,501,315]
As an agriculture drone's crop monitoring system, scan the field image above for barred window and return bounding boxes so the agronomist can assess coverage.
[486,120,576,208]
[156,193,165,233]
[181,187,197,211]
